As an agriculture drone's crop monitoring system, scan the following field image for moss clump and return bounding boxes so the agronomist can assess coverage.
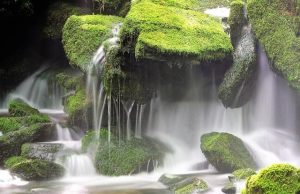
[44,1,90,39]
[243,164,300,194]
[218,26,257,108]
[55,72,83,90]
[175,177,208,194]
[8,99,39,117]
[62,15,123,72]
[233,168,256,180]
[247,0,300,92]
[94,129,164,176]
[0,114,50,134]
[120,1,233,62]
[0,124,54,165]
[4,156,65,181]
[200,132,256,173]
[228,1,246,46]
[81,130,97,152]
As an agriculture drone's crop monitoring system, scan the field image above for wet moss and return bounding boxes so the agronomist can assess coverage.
[120,1,233,62]
[200,132,256,173]
[243,164,300,194]
[233,168,256,180]
[8,99,39,117]
[247,0,300,92]
[62,15,123,72]
[175,177,208,194]
[4,156,65,181]
[228,0,246,46]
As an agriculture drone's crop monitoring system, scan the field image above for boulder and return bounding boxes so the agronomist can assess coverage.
[232,168,256,180]
[4,156,65,181]
[222,182,236,194]
[242,164,300,194]
[200,132,256,173]
[174,177,208,194]
[21,143,63,161]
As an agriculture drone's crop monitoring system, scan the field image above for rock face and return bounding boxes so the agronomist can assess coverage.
[200,132,256,173]
[243,164,300,194]
[247,0,300,92]
[4,156,65,181]
[218,1,257,108]
[21,143,63,162]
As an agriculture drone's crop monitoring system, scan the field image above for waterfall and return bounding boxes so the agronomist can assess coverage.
[0,66,65,111]
[122,100,135,140]
[144,46,300,172]
[135,104,146,139]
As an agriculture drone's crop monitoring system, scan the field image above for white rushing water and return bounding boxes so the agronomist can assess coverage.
[0,66,65,110]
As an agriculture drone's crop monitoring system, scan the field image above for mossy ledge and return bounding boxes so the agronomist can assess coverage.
[200,132,256,173]
[120,1,233,63]
[62,15,123,72]
[242,164,300,194]
[247,0,300,92]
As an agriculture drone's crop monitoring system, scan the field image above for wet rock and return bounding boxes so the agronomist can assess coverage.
[174,177,208,194]
[222,182,236,194]
[232,168,256,180]
[21,143,63,161]
[200,132,256,173]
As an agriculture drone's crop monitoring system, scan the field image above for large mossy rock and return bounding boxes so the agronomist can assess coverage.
[120,1,233,63]
[62,15,123,72]
[200,132,256,173]
[0,123,54,165]
[21,143,63,162]
[94,129,165,176]
[242,164,300,194]
[247,0,300,92]
[44,1,90,39]
[5,156,65,181]
[8,99,39,117]
[218,25,257,108]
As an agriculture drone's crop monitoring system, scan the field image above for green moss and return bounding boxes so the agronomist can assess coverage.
[81,130,97,152]
[0,117,23,134]
[243,164,300,194]
[62,15,123,72]
[175,178,208,194]
[200,132,256,173]
[94,129,164,176]
[55,72,83,90]
[233,168,256,180]
[247,0,300,92]
[44,1,90,39]
[5,156,65,181]
[228,0,246,46]
[8,99,39,117]
[0,123,53,165]
[120,1,233,62]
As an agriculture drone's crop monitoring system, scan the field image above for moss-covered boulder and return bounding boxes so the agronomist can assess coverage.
[243,164,300,194]
[200,132,256,173]
[5,156,65,181]
[228,1,246,47]
[94,129,164,176]
[8,99,39,117]
[0,114,50,134]
[21,143,63,162]
[233,168,256,180]
[62,15,123,71]
[247,0,300,92]
[120,1,233,63]
[92,0,131,17]
[222,182,236,194]
[218,25,257,108]
[0,123,54,165]
[44,1,90,39]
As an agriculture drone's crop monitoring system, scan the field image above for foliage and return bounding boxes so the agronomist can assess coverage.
[120,1,232,62]
[62,15,123,72]
[247,0,300,92]
[200,132,256,173]
[243,164,300,194]
[4,156,65,181]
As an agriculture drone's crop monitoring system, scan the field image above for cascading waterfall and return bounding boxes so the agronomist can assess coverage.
[122,100,135,140]
[0,66,65,111]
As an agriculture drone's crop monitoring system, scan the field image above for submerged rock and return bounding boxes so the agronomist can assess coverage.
[242,164,300,194]
[222,182,236,194]
[200,132,256,173]
[4,156,65,181]
[21,143,63,162]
